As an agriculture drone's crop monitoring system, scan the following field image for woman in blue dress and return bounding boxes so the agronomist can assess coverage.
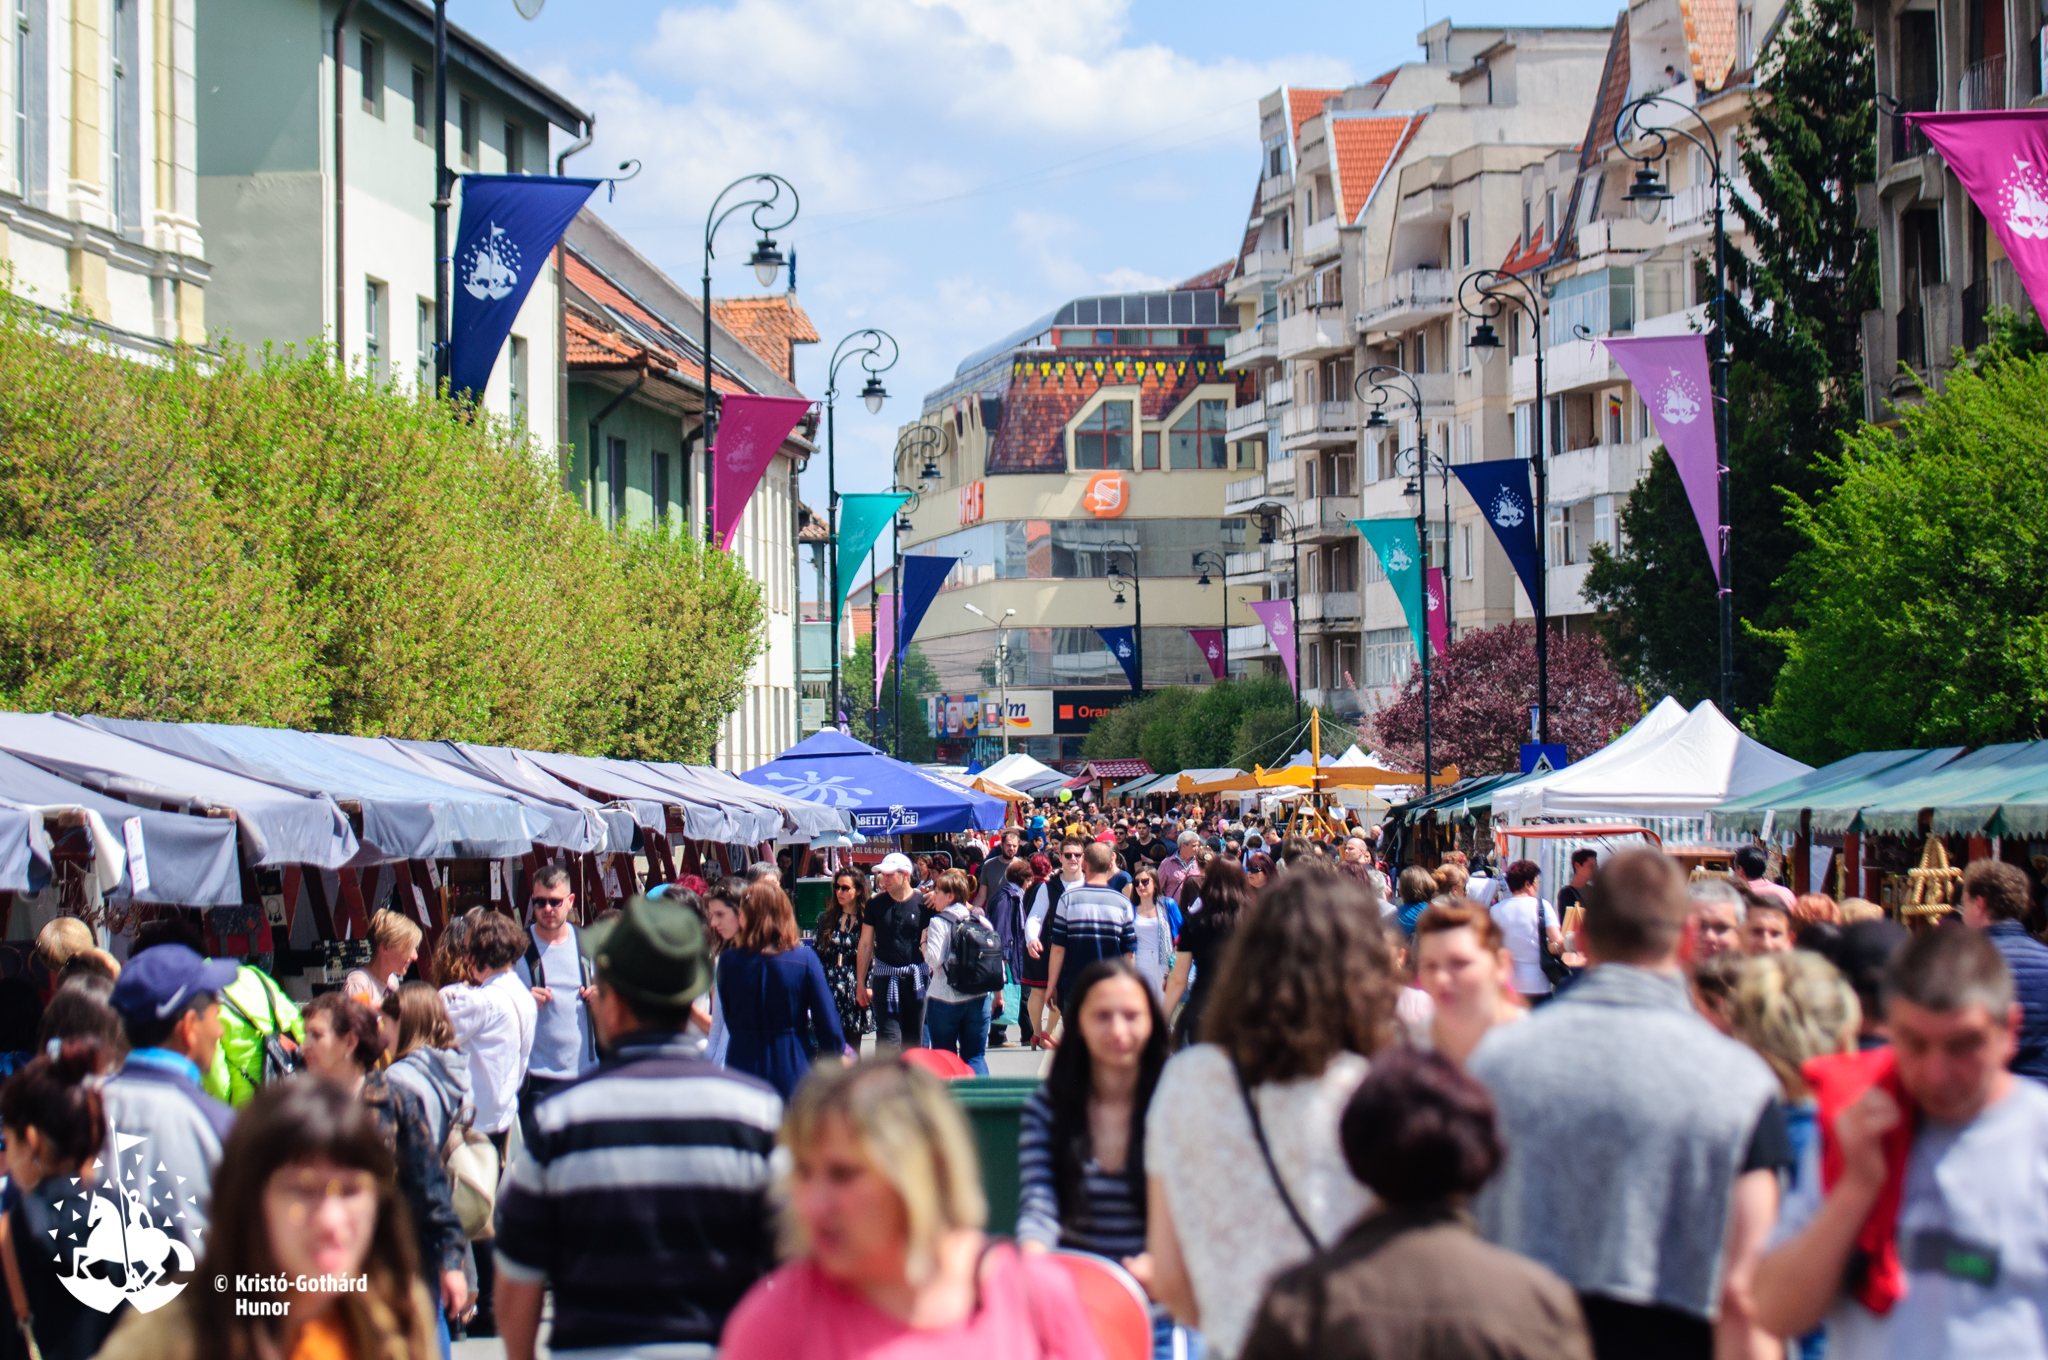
[716,880,847,1098]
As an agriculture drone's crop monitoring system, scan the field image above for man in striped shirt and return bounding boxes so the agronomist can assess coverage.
[495,894,781,1360]
[1047,841,1138,1015]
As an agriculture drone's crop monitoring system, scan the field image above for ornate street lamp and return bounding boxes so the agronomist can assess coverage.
[822,330,902,736]
[701,174,800,543]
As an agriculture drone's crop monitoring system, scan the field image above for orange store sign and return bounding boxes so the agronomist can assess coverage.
[958,480,985,526]
[1084,473,1129,518]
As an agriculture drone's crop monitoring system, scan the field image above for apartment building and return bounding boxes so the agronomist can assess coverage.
[196,0,588,432]
[897,270,1251,766]
[1859,0,2040,409]
[1,0,207,354]
[1222,21,1610,718]
[560,209,819,773]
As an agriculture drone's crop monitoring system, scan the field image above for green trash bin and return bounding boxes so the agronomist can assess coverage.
[793,877,833,936]
[950,1076,1043,1235]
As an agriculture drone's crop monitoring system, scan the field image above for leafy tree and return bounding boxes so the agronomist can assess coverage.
[1364,624,1641,774]
[1585,0,1875,713]
[1172,674,1295,769]
[0,296,763,760]
[1079,690,1160,762]
[1754,353,2048,762]
[839,634,940,762]
[1137,689,1198,773]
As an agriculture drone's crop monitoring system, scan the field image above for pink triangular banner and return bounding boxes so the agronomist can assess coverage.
[1186,628,1226,681]
[874,595,895,703]
[712,394,813,551]
[1425,567,1449,659]
[1908,110,2048,326]
[1600,333,1721,584]
[1248,599,1297,694]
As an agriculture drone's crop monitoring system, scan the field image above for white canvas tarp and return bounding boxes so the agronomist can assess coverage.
[0,748,241,905]
[982,753,1066,794]
[1494,700,1811,823]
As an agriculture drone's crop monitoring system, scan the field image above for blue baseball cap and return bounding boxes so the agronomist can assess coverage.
[109,944,241,1024]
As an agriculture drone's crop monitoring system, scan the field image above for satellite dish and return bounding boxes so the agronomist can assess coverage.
[513,0,543,16]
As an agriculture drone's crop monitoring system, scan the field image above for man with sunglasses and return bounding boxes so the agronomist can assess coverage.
[514,864,596,1150]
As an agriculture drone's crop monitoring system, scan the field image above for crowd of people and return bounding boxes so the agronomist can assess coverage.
[0,799,2039,1360]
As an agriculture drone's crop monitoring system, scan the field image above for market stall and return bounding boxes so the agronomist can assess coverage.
[739,731,1007,839]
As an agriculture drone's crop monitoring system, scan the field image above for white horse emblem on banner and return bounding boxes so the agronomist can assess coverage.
[461,223,523,301]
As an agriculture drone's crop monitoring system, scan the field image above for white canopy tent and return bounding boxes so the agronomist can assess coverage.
[982,752,1067,795]
[1493,700,1811,824]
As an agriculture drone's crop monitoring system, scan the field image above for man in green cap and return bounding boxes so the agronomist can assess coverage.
[493,893,783,1360]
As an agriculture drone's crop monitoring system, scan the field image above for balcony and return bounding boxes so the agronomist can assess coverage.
[1301,214,1342,263]
[1260,170,1294,212]
[1277,307,1352,361]
[1398,186,1453,224]
[1225,398,1268,436]
[1357,268,1456,337]
[1224,548,1267,577]
[1224,323,1280,370]
[1280,400,1359,449]
[1547,281,1635,349]
[1296,495,1362,540]
[1413,371,1453,413]
[1263,451,1296,492]
[1224,474,1269,514]
[1299,591,1362,627]
[1265,376,1295,408]
[1225,248,1290,300]
[1228,622,1275,656]
[1959,55,2008,111]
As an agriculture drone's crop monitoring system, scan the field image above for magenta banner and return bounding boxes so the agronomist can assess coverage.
[1425,567,1449,659]
[1249,600,1297,694]
[1907,110,2048,325]
[1187,628,1226,682]
[874,595,895,702]
[1600,333,1720,583]
[712,394,813,551]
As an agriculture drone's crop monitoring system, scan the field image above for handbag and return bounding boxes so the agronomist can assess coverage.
[441,1116,502,1241]
[1537,899,1571,988]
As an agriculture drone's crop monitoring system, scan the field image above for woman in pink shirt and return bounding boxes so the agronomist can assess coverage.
[721,1059,1104,1360]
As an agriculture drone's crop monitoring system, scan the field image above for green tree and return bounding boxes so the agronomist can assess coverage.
[1754,352,2048,762]
[839,634,941,762]
[1585,0,1875,713]
[1079,690,1159,762]
[1172,674,1295,769]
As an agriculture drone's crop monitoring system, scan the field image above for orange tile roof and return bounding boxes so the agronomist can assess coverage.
[1499,225,1549,275]
[1331,113,1427,225]
[1579,15,1632,167]
[564,252,747,396]
[1176,259,1236,291]
[710,294,820,386]
[1682,0,1738,92]
[1286,88,1343,146]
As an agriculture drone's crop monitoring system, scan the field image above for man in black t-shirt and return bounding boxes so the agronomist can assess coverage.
[1557,848,1599,919]
[857,851,928,1049]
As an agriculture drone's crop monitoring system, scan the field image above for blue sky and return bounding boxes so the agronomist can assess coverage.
[457,0,1622,535]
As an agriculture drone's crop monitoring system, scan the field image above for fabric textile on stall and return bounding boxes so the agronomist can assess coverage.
[0,747,241,904]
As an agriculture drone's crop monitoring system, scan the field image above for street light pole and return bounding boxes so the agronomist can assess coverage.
[1459,268,1550,743]
[884,476,926,760]
[963,601,1019,758]
[700,174,799,544]
[1251,504,1301,731]
[433,0,448,389]
[1194,550,1228,680]
[1105,542,1142,694]
[1616,95,1735,715]
[1358,366,1438,794]
[822,331,900,742]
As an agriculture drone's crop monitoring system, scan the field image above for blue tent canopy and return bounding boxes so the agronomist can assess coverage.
[738,731,1006,835]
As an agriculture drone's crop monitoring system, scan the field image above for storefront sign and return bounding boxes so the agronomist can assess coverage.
[958,480,985,526]
[1054,688,1139,735]
[982,689,1054,736]
[1084,473,1129,518]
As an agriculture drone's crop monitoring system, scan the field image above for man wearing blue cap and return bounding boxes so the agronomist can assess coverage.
[101,943,240,1271]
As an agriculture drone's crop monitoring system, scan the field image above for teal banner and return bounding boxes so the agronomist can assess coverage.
[1353,516,1430,663]
[835,493,911,618]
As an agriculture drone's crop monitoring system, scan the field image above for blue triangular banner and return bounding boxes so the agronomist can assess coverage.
[449,174,601,400]
[1097,626,1140,692]
[896,556,960,655]
[1452,460,1542,609]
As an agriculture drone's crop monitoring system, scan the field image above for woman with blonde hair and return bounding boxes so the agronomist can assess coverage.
[347,908,424,1004]
[716,881,845,1098]
[720,1059,1102,1359]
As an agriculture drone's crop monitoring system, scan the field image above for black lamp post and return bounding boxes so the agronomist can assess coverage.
[1356,365,1444,794]
[1458,269,1552,744]
[1614,94,1735,716]
[1193,549,1229,680]
[1250,503,1301,731]
[882,458,930,760]
[1104,542,1142,695]
[823,330,901,738]
[700,174,799,544]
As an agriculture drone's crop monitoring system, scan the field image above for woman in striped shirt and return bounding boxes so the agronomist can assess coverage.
[1016,958,1168,1263]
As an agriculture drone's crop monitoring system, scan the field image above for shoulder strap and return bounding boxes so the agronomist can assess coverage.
[525,934,545,988]
[1233,1062,1321,1252]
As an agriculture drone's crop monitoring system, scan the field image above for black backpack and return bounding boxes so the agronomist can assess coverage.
[945,910,1007,994]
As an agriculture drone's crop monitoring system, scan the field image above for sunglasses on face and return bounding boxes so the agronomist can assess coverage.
[530,896,571,909]
[835,884,856,893]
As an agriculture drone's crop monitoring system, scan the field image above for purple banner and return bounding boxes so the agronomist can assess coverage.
[1907,110,2048,325]
[1426,567,1449,659]
[1600,334,1721,583]
[1187,628,1226,681]
[712,394,813,551]
[1249,599,1298,695]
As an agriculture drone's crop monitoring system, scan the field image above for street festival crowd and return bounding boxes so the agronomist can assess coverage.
[0,797,2040,1360]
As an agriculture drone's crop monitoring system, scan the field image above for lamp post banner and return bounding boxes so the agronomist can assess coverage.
[712,394,814,550]
[1096,627,1141,692]
[834,494,911,617]
[874,595,895,703]
[449,174,601,401]
[896,555,959,652]
[1599,333,1720,583]
[1450,460,1542,607]
[1905,110,2048,325]
[1351,517,1429,663]
[1247,600,1298,695]
[1426,567,1450,659]
[1187,628,1227,682]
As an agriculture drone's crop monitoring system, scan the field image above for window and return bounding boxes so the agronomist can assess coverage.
[1606,393,1624,445]
[1522,198,1532,248]
[1264,134,1288,179]
[1413,329,1427,374]
[111,0,135,229]
[1738,5,1754,67]
[504,121,524,173]
[1141,431,1160,470]
[1549,505,1573,566]
[412,67,428,141]
[459,97,477,169]
[13,0,28,199]
[1545,189,1557,243]
[364,278,386,379]
[1074,400,1133,469]
[1363,627,1416,689]
[1458,213,1471,266]
[607,436,627,527]
[655,451,672,529]
[359,34,383,116]
[1235,438,1260,470]
[1594,495,1616,555]
[1280,212,1290,251]
[1460,523,1474,580]
[1459,422,1473,464]
[509,335,528,423]
[416,298,434,390]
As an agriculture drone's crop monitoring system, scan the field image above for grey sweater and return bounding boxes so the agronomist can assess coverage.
[99,1057,236,1259]
[1467,964,1778,1321]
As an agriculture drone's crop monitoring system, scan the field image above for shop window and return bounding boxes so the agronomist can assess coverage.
[1074,400,1134,469]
